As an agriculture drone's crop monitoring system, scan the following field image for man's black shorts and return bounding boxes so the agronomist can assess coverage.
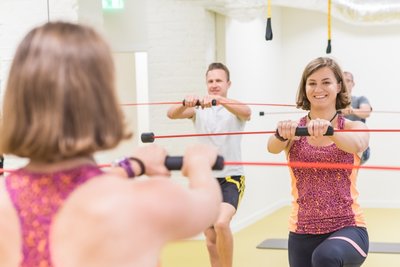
[216,175,245,210]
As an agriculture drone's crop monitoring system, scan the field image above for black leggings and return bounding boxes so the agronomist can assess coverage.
[288,227,369,267]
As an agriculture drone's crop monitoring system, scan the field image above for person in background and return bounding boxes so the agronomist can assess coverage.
[0,155,3,172]
[0,21,222,267]
[341,71,372,164]
[167,62,251,267]
[267,57,369,267]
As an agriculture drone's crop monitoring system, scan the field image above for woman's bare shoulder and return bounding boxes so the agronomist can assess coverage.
[0,178,21,267]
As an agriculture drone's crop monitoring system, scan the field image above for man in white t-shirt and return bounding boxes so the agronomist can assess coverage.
[167,62,251,267]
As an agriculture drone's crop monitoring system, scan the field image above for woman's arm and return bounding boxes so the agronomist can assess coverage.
[267,120,298,154]
[330,119,369,154]
[140,144,222,241]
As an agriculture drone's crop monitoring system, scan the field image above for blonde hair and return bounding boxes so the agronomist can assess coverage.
[296,57,350,110]
[1,22,131,162]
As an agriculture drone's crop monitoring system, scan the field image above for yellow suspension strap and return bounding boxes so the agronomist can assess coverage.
[326,0,332,53]
[265,0,273,41]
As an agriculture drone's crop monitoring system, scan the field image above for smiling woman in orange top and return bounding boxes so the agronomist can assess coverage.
[268,57,369,267]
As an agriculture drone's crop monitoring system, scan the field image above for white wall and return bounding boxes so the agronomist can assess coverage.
[224,11,293,230]
[102,0,148,51]
[145,0,216,155]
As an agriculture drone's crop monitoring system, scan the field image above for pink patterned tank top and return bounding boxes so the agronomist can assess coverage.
[288,114,366,234]
[5,164,102,267]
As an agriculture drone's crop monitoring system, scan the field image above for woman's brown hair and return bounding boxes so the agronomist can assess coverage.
[296,57,350,110]
[1,22,131,162]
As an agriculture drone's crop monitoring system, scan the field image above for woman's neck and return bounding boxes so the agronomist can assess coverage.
[308,109,338,121]
[25,156,95,173]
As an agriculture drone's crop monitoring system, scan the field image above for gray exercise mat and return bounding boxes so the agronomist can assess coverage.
[257,238,400,254]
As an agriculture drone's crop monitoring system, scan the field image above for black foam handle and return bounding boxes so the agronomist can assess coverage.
[326,39,332,54]
[141,132,155,143]
[265,17,273,41]
[165,155,224,171]
[295,126,334,136]
[182,99,217,106]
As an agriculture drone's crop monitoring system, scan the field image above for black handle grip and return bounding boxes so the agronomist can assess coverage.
[141,132,155,143]
[165,155,224,171]
[326,39,332,54]
[182,99,217,106]
[265,17,273,41]
[295,126,334,136]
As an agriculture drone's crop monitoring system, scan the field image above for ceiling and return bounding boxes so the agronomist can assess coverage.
[183,0,400,25]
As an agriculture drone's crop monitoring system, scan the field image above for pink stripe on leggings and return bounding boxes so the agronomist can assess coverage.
[328,236,367,258]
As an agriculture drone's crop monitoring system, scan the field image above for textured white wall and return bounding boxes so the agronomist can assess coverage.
[224,10,293,231]
[145,0,216,156]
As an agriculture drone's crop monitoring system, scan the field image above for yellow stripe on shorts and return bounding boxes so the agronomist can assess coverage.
[226,175,245,206]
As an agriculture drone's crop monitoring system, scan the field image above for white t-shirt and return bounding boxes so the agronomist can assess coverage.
[193,106,245,177]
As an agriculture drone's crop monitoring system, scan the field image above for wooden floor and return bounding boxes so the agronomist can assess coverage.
[161,206,400,267]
